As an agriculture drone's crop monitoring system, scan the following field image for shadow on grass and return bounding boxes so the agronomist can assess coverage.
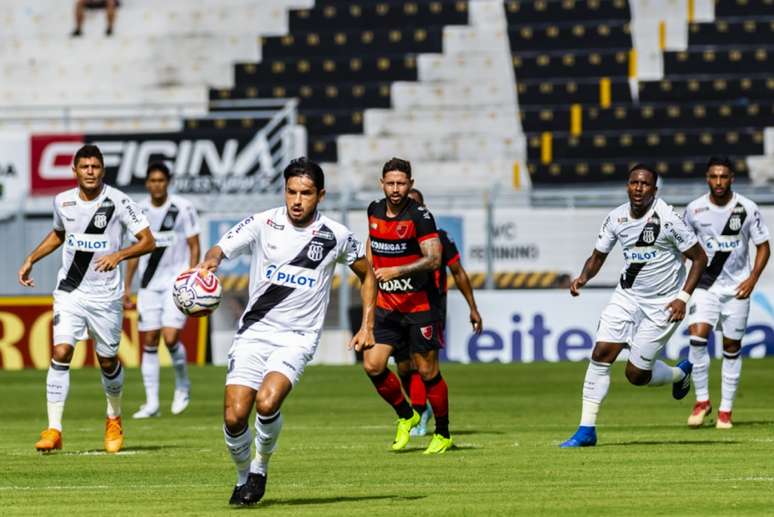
[599,440,742,447]
[61,445,181,455]
[260,494,425,508]
[453,429,505,436]
[731,420,774,427]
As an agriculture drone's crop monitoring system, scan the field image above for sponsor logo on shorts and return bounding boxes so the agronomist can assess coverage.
[265,264,319,289]
[378,278,414,292]
[66,233,111,252]
[282,361,297,372]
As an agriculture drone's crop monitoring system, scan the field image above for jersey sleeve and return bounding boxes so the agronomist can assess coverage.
[337,231,365,265]
[594,214,617,253]
[182,202,201,239]
[441,231,461,266]
[52,198,64,231]
[748,203,770,245]
[413,205,439,243]
[119,196,150,236]
[665,208,698,252]
[217,215,260,259]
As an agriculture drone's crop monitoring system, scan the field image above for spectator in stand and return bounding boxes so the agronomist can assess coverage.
[72,0,119,37]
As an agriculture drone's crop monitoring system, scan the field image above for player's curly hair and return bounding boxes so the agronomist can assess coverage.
[283,157,324,191]
[382,157,411,178]
[706,155,735,174]
[628,163,658,186]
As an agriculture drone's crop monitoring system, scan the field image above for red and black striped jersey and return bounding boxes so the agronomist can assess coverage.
[368,198,441,323]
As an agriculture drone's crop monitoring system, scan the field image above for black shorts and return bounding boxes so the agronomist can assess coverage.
[375,316,444,363]
[84,0,120,9]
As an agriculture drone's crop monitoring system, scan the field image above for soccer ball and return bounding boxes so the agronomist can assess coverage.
[172,269,222,317]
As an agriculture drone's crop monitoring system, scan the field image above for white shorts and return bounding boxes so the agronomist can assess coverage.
[596,287,679,371]
[137,287,187,332]
[52,292,123,357]
[688,288,750,341]
[225,325,320,390]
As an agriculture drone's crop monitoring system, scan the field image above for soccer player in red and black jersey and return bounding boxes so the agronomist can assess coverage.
[363,158,452,454]
[395,188,482,437]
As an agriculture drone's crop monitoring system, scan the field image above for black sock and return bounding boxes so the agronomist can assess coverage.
[434,416,450,439]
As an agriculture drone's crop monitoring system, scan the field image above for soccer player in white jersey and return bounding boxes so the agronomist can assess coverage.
[124,162,201,418]
[17,144,155,453]
[683,156,770,429]
[560,164,708,448]
[195,158,376,506]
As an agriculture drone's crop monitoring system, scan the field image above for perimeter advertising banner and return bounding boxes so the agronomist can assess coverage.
[0,297,208,370]
[445,290,774,363]
[27,129,280,195]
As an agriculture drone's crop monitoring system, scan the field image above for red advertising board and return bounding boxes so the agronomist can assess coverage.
[0,297,207,370]
[29,134,83,195]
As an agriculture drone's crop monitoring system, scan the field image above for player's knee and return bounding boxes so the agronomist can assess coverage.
[417,363,439,381]
[97,355,118,371]
[625,365,650,386]
[591,344,617,363]
[362,358,384,377]
[255,397,280,417]
[223,410,248,434]
[51,346,74,364]
[395,360,411,377]
[723,340,741,354]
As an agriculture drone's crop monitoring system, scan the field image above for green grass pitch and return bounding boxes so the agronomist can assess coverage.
[1,360,774,516]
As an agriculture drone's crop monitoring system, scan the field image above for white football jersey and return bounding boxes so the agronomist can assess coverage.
[137,194,201,292]
[53,185,149,300]
[684,193,770,294]
[217,206,364,334]
[595,198,698,299]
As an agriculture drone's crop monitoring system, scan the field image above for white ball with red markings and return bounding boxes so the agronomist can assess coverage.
[172,269,222,317]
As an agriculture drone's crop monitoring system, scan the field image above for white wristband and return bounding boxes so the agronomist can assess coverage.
[677,290,691,303]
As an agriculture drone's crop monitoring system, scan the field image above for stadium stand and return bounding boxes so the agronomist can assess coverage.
[513,0,773,184]
[209,0,528,192]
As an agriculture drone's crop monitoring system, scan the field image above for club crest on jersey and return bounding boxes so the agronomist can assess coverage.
[642,227,656,244]
[94,213,108,229]
[420,324,433,340]
[729,215,741,231]
[163,214,175,228]
[307,243,324,261]
[396,223,409,238]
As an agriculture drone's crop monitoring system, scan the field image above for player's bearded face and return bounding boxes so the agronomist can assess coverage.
[626,169,656,211]
[73,157,105,193]
[381,170,413,207]
[285,175,324,226]
[145,171,169,200]
[706,165,733,198]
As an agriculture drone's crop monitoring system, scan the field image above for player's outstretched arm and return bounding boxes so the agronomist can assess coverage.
[665,243,708,321]
[95,227,155,272]
[123,257,139,309]
[449,261,482,334]
[570,249,608,297]
[374,236,442,282]
[348,254,376,352]
[18,230,66,287]
[195,245,226,274]
[737,240,770,299]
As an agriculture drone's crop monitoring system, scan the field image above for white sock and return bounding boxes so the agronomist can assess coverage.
[580,360,611,427]
[168,342,190,391]
[648,360,679,386]
[101,362,124,418]
[141,346,160,410]
[720,350,742,412]
[224,425,252,486]
[251,411,283,475]
[688,337,710,401]
[46,360,70,431]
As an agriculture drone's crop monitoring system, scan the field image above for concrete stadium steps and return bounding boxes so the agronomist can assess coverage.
[364,108,521,137]
[0,86,207,109]
[417,52,513,82]
[391,80,515,109]
[324,159,519,193]
[337,134,526,165]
